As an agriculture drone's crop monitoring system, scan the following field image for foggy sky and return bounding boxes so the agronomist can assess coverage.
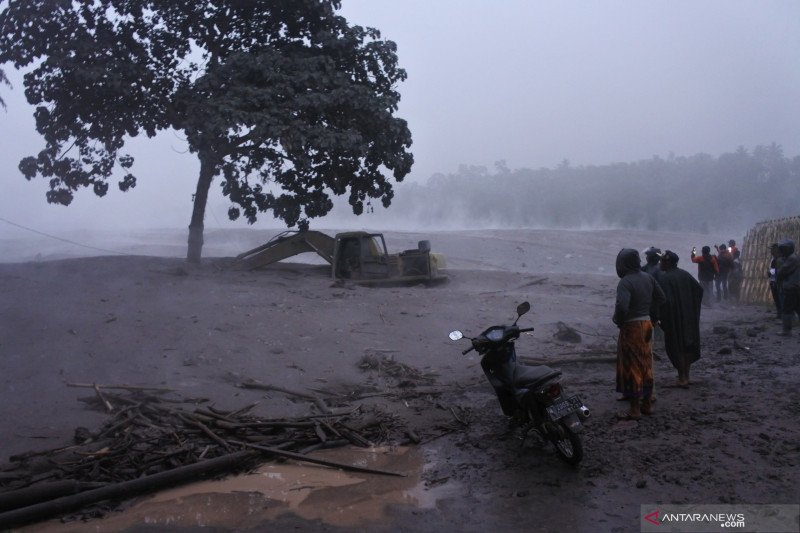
[1,0,798,238]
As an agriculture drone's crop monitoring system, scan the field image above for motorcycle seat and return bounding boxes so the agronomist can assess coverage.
[513,365,562,389]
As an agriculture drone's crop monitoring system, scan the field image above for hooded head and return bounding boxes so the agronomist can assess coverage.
[702,246,711,256]
[661,250,679,270]
[777,239,795,257]
[616,248,641,278]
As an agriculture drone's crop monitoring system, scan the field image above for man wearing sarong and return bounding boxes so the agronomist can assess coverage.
[658,251,703,387]
[613,249,666,420]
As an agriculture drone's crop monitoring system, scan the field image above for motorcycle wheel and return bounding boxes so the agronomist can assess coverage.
[551,421,583,465]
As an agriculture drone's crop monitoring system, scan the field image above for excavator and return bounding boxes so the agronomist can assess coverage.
[233,230,447,285]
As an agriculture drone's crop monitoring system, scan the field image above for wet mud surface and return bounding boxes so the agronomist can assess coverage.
[1,229,799,531]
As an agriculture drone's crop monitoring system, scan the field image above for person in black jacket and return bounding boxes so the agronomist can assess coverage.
[658,251,704,387]
[776,239,800,336]
[613,249,666,419]
[769,243,783,319]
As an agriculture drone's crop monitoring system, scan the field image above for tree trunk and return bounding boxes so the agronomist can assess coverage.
[186,153,217,263]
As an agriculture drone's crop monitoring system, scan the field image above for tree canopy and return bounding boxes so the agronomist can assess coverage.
[0,0,413,261]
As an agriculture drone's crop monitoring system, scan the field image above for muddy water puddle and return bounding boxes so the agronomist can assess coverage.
[31,446,460,531]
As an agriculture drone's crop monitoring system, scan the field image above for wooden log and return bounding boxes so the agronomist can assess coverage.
[230,441,405,478]
[320,420,343,439]
[66,383,175,393]
[313,397,332,414]
[181,416,232,452]
[337,426,373,447]
[0,481,107,513]
[212,420,315,431]
[194,408,235,424]
[518,355,616,365]
[93,384,114,413]
[313,423,327,443]
[297,439,350,454]
[0,450,258,530]
[237,380,317,400]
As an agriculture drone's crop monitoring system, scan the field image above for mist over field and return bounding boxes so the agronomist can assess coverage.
[365,144,800,236]
[1,143,796,263]
[1,1,798,255]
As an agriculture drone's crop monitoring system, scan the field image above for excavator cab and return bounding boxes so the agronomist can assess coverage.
[333,233,389,279]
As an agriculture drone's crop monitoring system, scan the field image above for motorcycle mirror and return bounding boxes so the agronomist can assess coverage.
[516,302,531,317]
[449,330,463,341]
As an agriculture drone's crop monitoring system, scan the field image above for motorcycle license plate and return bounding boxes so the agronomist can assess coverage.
[546,395,583,421]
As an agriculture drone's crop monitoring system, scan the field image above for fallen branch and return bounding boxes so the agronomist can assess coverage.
[231,441,405,478]
[66,383,176,393]
[93,384,114,413]
[181,416,232,452]
[237,380,317,400]
[519,355,616,365]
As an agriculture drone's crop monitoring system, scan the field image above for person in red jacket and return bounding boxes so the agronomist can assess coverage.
[714,243,734,301]
[691,246,718,305]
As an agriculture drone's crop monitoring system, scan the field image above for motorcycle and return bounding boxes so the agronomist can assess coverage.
[449,302,589,465]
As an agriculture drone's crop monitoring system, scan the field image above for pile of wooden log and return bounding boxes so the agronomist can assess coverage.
[0,382,414,529]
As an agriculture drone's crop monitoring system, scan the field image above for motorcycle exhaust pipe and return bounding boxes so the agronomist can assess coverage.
[578,406,590,420]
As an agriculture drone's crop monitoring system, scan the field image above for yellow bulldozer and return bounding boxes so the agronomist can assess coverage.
[233,230,447,285]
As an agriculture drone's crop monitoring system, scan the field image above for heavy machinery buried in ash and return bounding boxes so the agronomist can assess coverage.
[233,230,447,285]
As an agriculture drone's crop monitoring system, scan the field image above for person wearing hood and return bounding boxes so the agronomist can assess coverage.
[769,243,783,319]
[658,251,704,387]
[776,239,800,336]
[613,248,666,420]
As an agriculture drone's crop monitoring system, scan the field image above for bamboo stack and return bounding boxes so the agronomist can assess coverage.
[740,215,800,304]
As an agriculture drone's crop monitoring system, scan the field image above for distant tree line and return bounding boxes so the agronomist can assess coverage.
[383,144,799,234]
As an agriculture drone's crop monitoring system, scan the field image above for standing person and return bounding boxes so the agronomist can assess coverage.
[613,248,666,420]
[658,251,704,387]
[714,243,734,301]
[691,246,718,305]
[642,247,662,279]
[641,246,663,401]
[776,239,800,336]
[728,249,743,303]
[769,243,783,319]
